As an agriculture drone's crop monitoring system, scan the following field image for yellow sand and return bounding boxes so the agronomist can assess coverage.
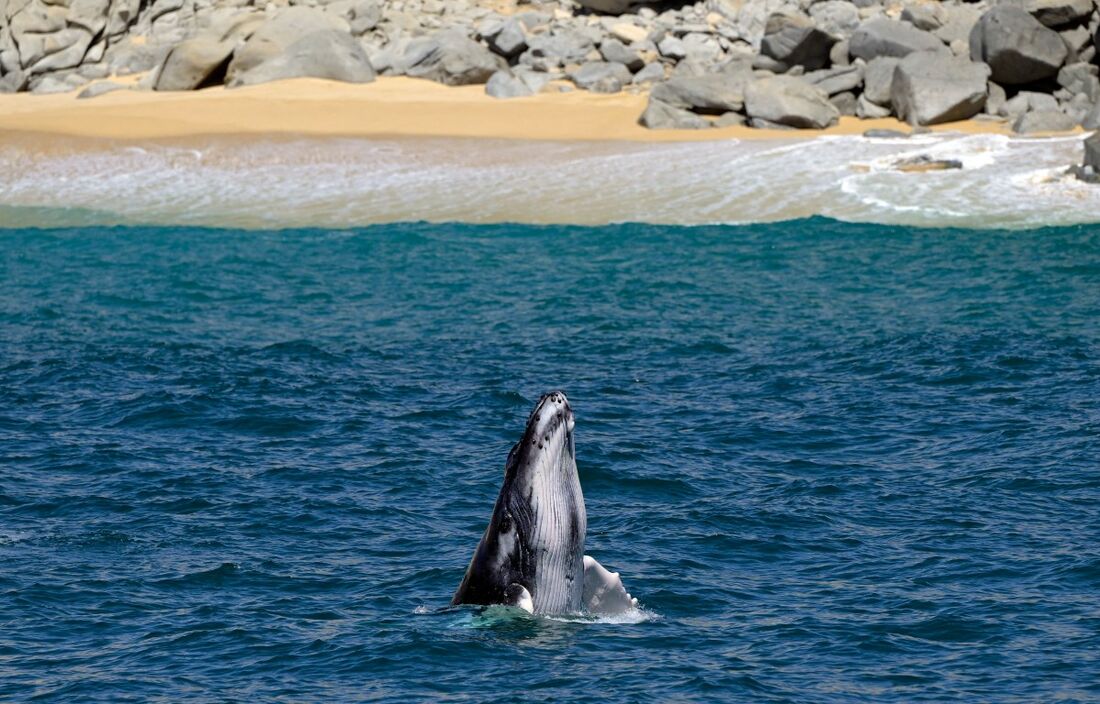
[0,75,1037,145]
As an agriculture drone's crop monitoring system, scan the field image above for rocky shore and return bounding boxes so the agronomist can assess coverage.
[1,0,1097,132]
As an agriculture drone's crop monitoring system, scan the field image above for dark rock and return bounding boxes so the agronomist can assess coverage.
[863,128,910,138]
[1013,109,1077,132]
[1026,0,1093,28]
[759,12,838,71]
[849,18,944,60]
[744,75,840,129]
[892,154,964,171]
[575,0,632,14]
[640,98,710,129]
[891,50,990,125]
[569,61,631,93]
[969,6,1068,85]
[155,37,233,91]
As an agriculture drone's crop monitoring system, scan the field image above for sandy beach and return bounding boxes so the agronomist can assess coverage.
[0,76,1031,145]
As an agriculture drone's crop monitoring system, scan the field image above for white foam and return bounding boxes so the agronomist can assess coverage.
[0,134,1095,229]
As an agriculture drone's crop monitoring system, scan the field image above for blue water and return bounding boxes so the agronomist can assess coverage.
[1,218,1098,702]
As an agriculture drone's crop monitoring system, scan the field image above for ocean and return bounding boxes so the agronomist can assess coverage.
[1,218,1097,702]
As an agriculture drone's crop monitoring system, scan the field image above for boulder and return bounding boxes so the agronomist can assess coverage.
[1084,131,1100,170]
[863,56,899,105]
[1026,0,1093,28]
[1012,109,1077,132]
[405,32,501,86]
[155,37,233,91]
[599,39,644,72]
[857,93,892,118]
[485,69,533,98]
[809,1,861,37]
[519,29,593,71]
[892,154,964,171]
[486,18,526,59]
[1083,103,1100,129]
[632,62,665,84]
[744,75,840,128]
[969,6,1067,85]
[229,30,375,87]
[901,3,946,32]
[226,8,375,86]
[569,61,631,93]
[802,64,863,95]
[640,98,710,129]
[759,12,838,71]
[831,90,857,115]
[849,18,944,60]
[1058,62,1100,100]
[891,50,990,125]
[610,23,649,45]
[650,72,750,114]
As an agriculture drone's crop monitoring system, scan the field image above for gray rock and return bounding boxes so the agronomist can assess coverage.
[1063,92,1091,123]
[1061,25,1091,56]
[569,60,631,93]
[650,71,751,113]
[1013,108,1077,132]
[1017,90,1060,112]
[986,81,1007,115]
[901,3,945,32]
[803,64,862,95]
[640,98,710,129]
[863,56,898,105]
[600,39,644,72]
[1084,131,1100,169]
[658,35,687,60]
[891,50,990,125]
[405,32,501,86]
[77,80,127,98]
[759,12,838,71]
[487,18,527,59]
[714,111,746,127]
[830,40,851,67]
[830,90,858,115]
[969,6,1068,85]
[1026,0,1093,28]
[485,69,534,98]
[632,62,665,84]
[155,37,233,91]
[857,93,892,118]
[849,18,944,60]
[520,30,593,71]
[1058,62,1100,100]
[349,0,382,34]
[744,75,840,128]
[1083,103,1100,129]
[230,29,375,87]
[863,128,910,138]
[809,1,861,37]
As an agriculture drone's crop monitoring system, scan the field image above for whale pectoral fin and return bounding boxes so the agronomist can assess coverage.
[582,555,638,615]
[504,583,534,613]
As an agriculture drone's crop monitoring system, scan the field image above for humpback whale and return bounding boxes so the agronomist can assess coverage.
[452,391,636,615]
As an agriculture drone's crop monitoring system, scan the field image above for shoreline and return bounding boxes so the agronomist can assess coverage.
[0,75,1056,146]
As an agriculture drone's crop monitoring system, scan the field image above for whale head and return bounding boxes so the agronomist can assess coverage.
[452,391,587,614]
